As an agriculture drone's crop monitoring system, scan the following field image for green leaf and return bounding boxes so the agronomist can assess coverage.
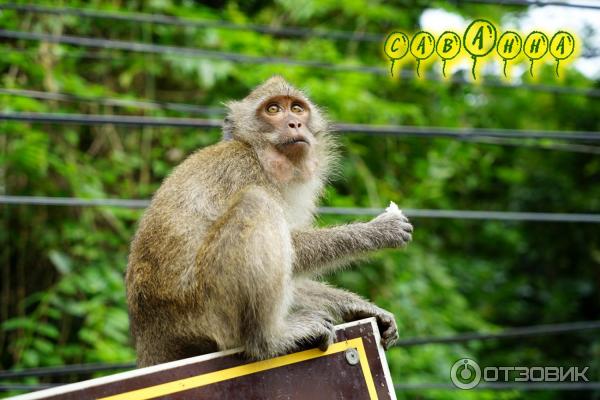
[48,250,73,275]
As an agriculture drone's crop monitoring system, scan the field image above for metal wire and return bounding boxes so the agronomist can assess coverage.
[394,382,600,390]
[2,2,598,47]
[3,382,599,393]
[0,383,59,392]
[1,29,599,98]
[458,136,600,154]
[2,112,600,142]
[0,29,387,75]
[0,320,598,379]
[457,0,600,10]
[0,196,150,208]
[0,88,223,115]
[1,196,600,223]
[2,91,600,152]
[0,112,223,128]
[2,382,600,392]
[1,98,599,155]
[0,363,135,379]
[394,320,600,347]
[336,122,600,141]
[0,3,383,42]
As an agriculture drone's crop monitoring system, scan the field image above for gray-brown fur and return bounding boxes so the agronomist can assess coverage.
[126,76,413,367]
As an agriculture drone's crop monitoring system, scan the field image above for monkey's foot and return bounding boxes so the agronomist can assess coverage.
[299,317,336,352]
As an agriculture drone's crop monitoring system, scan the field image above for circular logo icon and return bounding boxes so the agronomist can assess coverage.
[450,358,481,389]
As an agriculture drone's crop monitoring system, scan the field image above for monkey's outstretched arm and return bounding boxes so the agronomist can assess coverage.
[292,209,412,275]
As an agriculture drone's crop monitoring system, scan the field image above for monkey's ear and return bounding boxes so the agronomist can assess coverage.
[222,116,234,140]
[222,101,239,140]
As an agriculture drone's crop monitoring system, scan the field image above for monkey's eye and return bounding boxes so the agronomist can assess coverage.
[266,104,281,114]
[291,103,304,113]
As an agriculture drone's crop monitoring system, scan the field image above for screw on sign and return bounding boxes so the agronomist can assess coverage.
[410,31,435,78]
[383,32,410,77]
[436,31,461,77]
[463,19,497,80]
[549,31,575,77]
[524,31,549,77]
[496,31,523,78]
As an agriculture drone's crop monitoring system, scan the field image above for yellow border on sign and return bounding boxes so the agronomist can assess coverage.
[99,337,377,400]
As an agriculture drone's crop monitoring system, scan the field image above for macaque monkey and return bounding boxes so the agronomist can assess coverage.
[126,76,413,367]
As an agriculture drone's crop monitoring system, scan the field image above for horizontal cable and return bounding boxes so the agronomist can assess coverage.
[394,382,600,390]
[0,112,222,128]
[3,2,599,50]
[0,196,151,208]
[0,383,59,392]
[457,0,600,10]
[467,79,600,97]
[336,123,600,141]
[1,196,600,223]
[1,29,599,98]
[0,88,223,115]
[6,44,598,96]
[0,29,387,75]
[394,320,600,347]
[2,93,600,152]
[0,362,135,379]
[0,95,600,154]
[324,207,600,222]
[2,92,599,152]
[2,112,600,142]
[459,136,600,154]
[0,320,598,379]
[0,3,383,42]
[1,382,599,393]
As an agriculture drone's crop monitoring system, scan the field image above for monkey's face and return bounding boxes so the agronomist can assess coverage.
[223,76,334,181]
[223,77,329,150]
[258,96,313,161]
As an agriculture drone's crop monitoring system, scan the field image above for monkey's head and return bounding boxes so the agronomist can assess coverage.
[223,76,335,183]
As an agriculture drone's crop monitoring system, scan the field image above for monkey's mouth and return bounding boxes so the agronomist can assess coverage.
[279,137,309,147]
[276,137,310,160]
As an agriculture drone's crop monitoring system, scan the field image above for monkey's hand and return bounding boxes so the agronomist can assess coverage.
[346,306,398,350]
[374,309,399,350]
[368,201,413,248]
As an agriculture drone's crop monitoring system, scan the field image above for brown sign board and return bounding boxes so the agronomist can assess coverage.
[11,318,396,400]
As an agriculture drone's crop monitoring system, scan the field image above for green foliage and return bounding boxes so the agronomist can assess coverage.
[0,1,598,399]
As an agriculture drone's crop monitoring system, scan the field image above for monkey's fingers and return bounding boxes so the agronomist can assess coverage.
[316,321,335,351]
[381,326,399,350]
[376,313,399,350]
[400,222,413,242]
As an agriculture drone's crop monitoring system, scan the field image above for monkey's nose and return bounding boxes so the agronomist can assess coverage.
[288,122,302,129]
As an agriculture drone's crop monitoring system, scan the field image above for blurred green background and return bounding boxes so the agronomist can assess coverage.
[0,0,599,399]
